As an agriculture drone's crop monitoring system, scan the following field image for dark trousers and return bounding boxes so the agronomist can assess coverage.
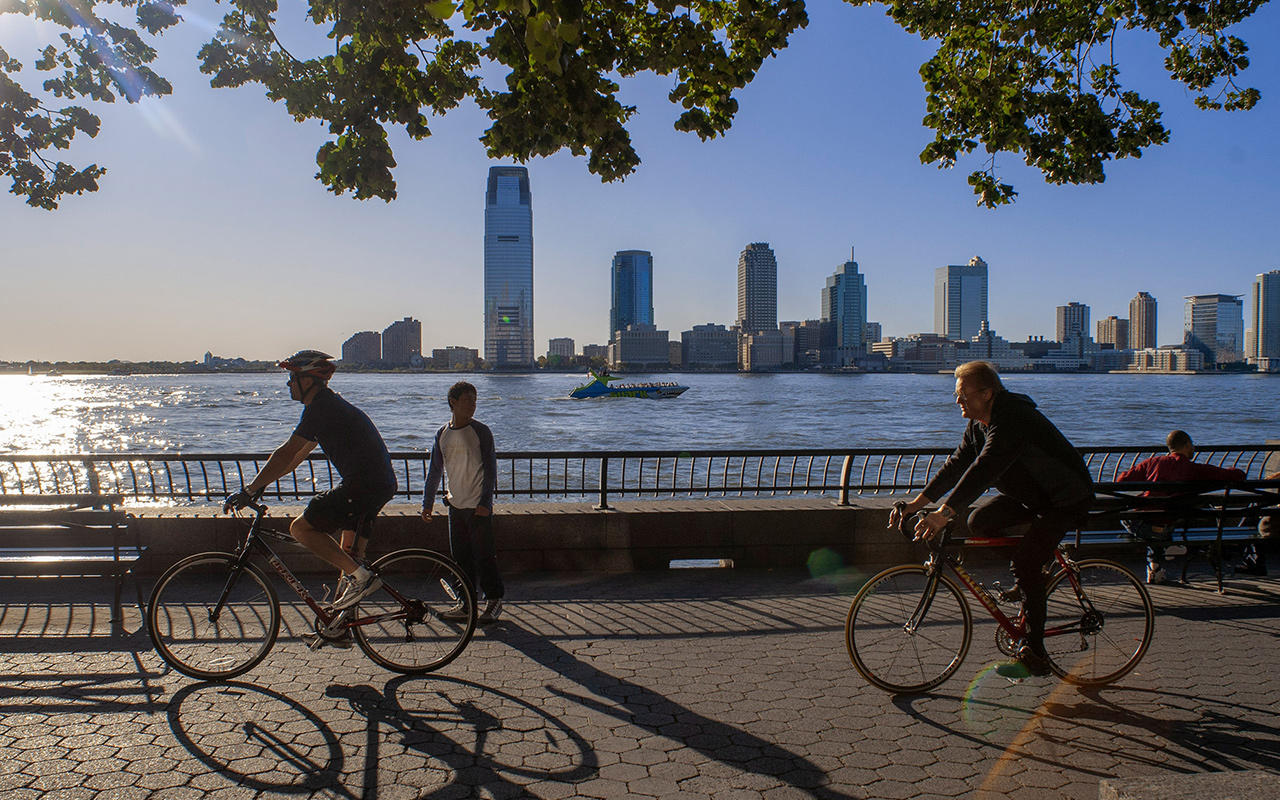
[968,494,1093,655]
[447,507,504,601]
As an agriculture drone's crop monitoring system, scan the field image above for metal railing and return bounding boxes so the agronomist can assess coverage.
[3,445,1278,508]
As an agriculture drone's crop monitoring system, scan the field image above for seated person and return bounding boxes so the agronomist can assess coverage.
[1236,469,1278,577]
[1117,430,1244,584]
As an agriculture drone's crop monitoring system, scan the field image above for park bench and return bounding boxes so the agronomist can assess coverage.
[0,493,145,624]
[1073,479,1279,593]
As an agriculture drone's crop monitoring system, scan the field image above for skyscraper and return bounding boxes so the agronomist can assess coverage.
[342,331,382,366]
[935,256,988,340]
[610,250,654,338]
[1129,292,1158,350]
[1097,316,1129,350]
[1056,302,1090,341]
[382,317,421,366]
[1250,270,1280,360]
[1184,294,1244,365]
[821,248,868,351]
[737,243,778,334]
[484,166,534,367]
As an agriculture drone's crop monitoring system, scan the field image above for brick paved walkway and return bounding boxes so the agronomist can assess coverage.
[2,562,1278,799]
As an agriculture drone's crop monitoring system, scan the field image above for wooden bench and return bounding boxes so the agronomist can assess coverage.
[0,493,145,624]
[1078,479,1279,592]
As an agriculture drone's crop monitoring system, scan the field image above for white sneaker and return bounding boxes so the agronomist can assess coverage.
[1146,564,1167,585]
[437,603,470,622]
[334,569,382,609]
[1165,545,1188,557]
[479,599,504,625]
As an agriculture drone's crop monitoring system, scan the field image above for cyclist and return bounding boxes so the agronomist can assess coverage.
[889,361,1093,677]
[226,350,397,612]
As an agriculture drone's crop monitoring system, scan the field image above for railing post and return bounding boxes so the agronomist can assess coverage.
[838,455,853,506]
[84,459,102,505]
[595,457,610,510]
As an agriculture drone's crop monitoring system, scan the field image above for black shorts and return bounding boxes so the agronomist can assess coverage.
[303,484,395,539]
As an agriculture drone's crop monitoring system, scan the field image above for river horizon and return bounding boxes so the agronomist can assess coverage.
[1,371,1276,455]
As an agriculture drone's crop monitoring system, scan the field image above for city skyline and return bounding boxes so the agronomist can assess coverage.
[1,1,1277,362]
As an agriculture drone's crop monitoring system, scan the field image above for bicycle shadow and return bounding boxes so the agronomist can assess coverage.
[499,623,861,800]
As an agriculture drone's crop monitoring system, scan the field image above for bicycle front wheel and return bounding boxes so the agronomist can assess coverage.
[146,552,281,680]
[846,565,973,694]
[354,549,477,674]
[1043,559,1154,686]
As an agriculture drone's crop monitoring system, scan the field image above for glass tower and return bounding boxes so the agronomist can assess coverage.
[1251,271,1280,360]
[1184,294,1244,365]
[935,257,988,340]
[610,250,654,339]
[484,166,534,367]
[821,248,868,350]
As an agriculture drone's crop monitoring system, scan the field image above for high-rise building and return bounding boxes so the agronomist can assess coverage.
[484,166,534,367]
[610,250,654,340]
[935,256,988,340]
[736,243,777,334]
[342,331,382,366]
[382,317,421,366]
[821,248,868,352]
[1129,292,1158,350]
[1056,302,1090,341]
[1097,316,1130,350]
[1184,294,1244,365]
[1250,270,1280,361]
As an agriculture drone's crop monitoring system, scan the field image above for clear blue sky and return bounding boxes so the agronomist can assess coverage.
[2,1,1277,362]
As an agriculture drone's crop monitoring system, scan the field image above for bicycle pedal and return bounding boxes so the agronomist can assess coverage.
[303,633,326,651]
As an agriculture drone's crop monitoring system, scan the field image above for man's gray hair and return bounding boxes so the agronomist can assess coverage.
[954,361,1005,392]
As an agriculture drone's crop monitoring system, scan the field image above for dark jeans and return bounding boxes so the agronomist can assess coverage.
[968,494,1093,656]
[448,507,504,601]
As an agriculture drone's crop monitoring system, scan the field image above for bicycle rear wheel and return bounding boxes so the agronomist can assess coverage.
[1043,559,1154,686]
[846,565,973,694]
[354,549,477,674]
[147,552,280,680]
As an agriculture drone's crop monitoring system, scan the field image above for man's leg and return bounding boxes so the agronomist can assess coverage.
[1008,500,1092,658]
[448,507,480,593]
[292,516,359,573]
[473,514,505,601]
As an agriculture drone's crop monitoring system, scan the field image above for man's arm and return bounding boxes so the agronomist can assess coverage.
[420,427,446,521]
[474,422,498,517]
[246,435,317,494]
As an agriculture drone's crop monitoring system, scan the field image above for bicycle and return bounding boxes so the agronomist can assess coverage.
[845,505,1154,693]
[147,501,477,680]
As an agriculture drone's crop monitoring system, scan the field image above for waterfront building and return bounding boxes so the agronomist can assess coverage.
[737,243,778,334]
[1129,292,1158,350]
[609,324,671,368]
[935,257,988,340]
[484,166,534,368]
[963,322,1031,371]
[1250,270,1280,366]
[1056,302,1090,341]
[668,341,682,366]
[682,323,739,368]
[1097,316,1129,350]
[547,338,575,359]
[1127,346,1205,372]
[1041,332,1100,371]
[431,346,479,369]
[610,251,654,341]
[1184,294,1244,365]
[782,319,825,367]
[739,330,786,372]
[821,248,868,355]
[581,344,609,360]
[883,333,958,372]
[382,317,421,366]
[864,322,882,348]
[342,331,382,366]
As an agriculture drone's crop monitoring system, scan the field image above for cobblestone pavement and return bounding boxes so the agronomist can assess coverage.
[1,560,1278,799]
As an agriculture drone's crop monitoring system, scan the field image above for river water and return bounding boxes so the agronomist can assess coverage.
[0,372,1276,454]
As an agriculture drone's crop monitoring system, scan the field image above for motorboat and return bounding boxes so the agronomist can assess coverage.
[569,371,688,399]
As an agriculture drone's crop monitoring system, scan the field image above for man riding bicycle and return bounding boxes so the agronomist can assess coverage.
[889,361,1093,677]
[226,350,398,611]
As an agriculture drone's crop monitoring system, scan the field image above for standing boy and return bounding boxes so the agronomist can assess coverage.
[421,381,505,624]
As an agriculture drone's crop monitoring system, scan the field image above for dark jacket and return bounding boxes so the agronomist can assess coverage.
[923,391,1093,512]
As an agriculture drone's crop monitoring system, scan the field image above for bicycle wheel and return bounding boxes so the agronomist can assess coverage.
[846,565,973,694]
[147,552,280,680]
[1043,559,1154,686]
[354,549,477,674]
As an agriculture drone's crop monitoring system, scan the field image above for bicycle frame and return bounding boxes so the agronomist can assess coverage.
[216,504,426,635]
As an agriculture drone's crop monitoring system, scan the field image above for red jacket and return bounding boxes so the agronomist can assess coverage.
[1118,453,1245,493]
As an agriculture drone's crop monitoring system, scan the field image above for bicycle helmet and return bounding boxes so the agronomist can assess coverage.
[278,350,337,380]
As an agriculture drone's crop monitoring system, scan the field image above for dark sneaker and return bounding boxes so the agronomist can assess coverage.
[334,571,382,610]
[437,603,470,622]
[478,599,504,626]
[996,647,1052,679]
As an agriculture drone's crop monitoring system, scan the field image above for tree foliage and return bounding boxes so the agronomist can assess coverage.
[0,0,1266,209]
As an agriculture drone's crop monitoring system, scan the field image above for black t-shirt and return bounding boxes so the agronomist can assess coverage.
[294,387,396,492]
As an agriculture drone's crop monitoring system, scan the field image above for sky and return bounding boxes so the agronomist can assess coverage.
[1,0,1278,362]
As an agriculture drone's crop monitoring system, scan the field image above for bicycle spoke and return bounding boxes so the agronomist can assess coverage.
[1043,560,1153,686]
